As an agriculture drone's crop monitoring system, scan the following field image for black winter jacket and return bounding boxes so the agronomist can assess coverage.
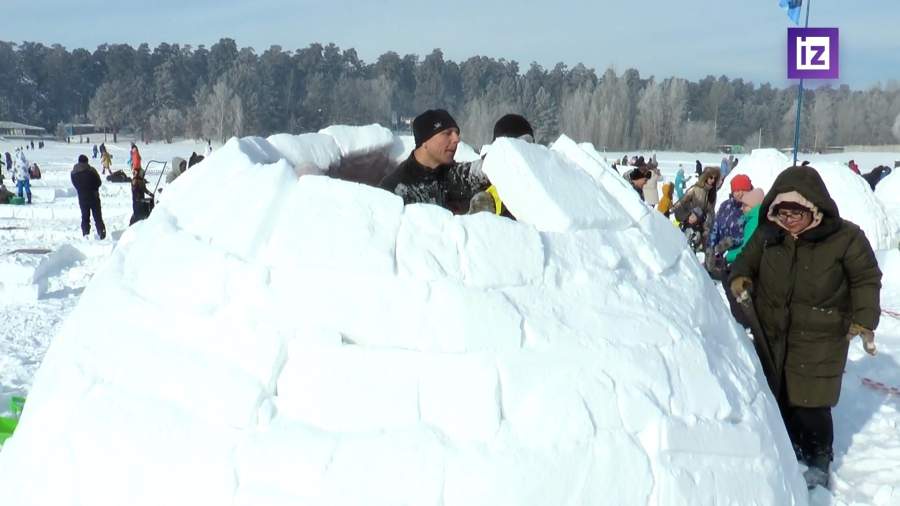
[379,153,490,213]
[71,162,102,202]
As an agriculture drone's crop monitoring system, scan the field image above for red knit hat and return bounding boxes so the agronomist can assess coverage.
[730,174,752,193]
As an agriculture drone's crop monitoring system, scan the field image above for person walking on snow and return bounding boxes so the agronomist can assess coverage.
[15,150,32,204]
[71,154,106,239]
[100,149,113,176]
[674,165,686,200]
[729,165,881,490]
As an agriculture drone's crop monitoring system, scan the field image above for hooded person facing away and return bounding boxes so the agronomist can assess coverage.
[728,165,881,490]
[71,154,107,239]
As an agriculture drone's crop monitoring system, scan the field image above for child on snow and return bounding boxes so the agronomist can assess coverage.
[100,150,113,176]
[680,207,705,252]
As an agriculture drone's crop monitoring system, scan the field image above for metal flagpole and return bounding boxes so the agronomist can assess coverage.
[791,0,813,166]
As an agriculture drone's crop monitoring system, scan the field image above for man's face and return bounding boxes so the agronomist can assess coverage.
[687,213,699,225]
[732,190,746,200]
[633,177,648,189]
[419,128,460,167]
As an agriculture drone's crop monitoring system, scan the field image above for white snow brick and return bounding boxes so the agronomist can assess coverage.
[418,354,501,441]
[396,203,464,282]
[482,137,624,232]
[551,134,643,227]
[456,212,544,288]
[276,346,420,432]
[318,124,394,157]
[235,419,338,501]
[264,175,403,276]
[266,132,341,175]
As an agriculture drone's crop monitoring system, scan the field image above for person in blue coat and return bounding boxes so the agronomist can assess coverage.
[674,165,686,200]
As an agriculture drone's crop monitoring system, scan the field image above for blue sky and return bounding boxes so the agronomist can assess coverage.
[6,0,899,89]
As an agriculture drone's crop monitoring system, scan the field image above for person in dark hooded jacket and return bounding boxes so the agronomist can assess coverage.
[71,154,106,239]
[728,165,881,490]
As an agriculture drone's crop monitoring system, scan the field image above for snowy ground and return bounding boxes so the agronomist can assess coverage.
[1,138,899,505]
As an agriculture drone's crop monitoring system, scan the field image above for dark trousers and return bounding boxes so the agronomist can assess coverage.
[780,398,834,461]
[78,195,106,238]
[129,199,151,225]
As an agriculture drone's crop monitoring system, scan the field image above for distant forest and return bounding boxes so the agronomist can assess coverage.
[2,38,900,150]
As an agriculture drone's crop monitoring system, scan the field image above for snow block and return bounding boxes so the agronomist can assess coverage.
[456,212,544,288]
[319,124,394,158]
[276,346,420,432]
[266,132,341,175]
[418,354,501,441]
[482,137,626,232]
[396,203,465,282]
[551,134,643,227]
[264,175,403,276]
[159,138,297,261]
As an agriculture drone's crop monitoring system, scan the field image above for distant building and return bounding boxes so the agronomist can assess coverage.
[59,123,101,137]
[0,121,47,138]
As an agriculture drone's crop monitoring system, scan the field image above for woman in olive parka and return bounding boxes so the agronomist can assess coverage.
[728,165,881,489]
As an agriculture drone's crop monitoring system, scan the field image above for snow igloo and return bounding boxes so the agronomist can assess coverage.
[0,126,808,505]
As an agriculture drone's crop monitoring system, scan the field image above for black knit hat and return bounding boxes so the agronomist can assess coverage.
[413,109,459,147]
[492,114,534,141]
[78,154,88,163]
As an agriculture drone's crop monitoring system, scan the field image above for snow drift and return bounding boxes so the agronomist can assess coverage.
[717,149,900,250]
[0,128,808,505]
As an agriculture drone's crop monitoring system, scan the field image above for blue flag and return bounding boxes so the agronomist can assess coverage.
[779,0,803,24]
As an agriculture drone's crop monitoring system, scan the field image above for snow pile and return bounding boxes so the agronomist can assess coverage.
[874,171,900,226]
[266,133,340,175]
[718,149,900,250]
[0,245,85,302]
[0,128,808,505]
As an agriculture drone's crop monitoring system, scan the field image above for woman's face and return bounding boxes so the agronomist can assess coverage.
[776,208,813,235]
[704,176,716,189]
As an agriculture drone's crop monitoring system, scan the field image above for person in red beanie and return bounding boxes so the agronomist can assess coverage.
[706,174,754,276]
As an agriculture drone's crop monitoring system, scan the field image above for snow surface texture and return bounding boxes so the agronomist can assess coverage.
[0,131,813,505]
[717,149,900,250]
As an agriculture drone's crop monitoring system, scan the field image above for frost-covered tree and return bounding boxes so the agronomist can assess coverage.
[893,112,900,142]
[198,79,243,143]
[149,108,184,143]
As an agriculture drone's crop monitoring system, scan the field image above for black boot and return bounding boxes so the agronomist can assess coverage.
[803,451,831,490]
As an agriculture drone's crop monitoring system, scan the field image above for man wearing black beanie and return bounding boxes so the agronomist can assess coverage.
[380,109,490,213]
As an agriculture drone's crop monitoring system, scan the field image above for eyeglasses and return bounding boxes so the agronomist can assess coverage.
[776,209,809,221]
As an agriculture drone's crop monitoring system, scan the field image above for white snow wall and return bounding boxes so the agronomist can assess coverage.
[0,128,808,506]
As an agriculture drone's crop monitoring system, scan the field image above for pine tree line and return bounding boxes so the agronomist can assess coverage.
[1,39,899,149]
